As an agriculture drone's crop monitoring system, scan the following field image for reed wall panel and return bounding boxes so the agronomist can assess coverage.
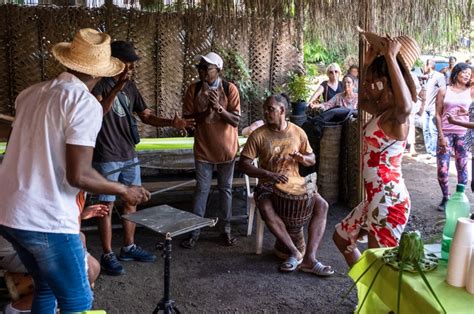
[0,5,303,134]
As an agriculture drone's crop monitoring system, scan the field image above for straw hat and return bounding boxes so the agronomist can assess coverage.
[52,28,125,77]
[358,28,421,102]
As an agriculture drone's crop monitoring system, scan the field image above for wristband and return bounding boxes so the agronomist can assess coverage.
[217,106,223,113]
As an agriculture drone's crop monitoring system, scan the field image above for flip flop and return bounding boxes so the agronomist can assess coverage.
[279,256,303,272]
[180,236,198,249]
[299,260,334,277]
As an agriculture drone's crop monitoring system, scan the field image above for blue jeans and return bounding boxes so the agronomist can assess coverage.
[423,111,438,156]
[191,160,235,237]
[93,157,141,202]
[0,226,92,313]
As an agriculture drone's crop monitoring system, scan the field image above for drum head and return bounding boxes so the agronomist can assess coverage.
[275,176,307,196]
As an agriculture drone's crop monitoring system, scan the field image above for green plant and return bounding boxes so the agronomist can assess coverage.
[217,48,269,105]
[287,72,310,102]
[341,231,445,314]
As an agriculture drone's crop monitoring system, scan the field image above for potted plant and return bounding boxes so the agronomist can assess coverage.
[287,72,310,116]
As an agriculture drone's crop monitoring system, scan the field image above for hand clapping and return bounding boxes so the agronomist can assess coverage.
[289,151,305,163]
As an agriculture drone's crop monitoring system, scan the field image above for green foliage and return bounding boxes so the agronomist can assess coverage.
[217,48,269,106]
[287,72,310,102]
[398,231,424,264]
[414,58,424,68]
[303,39,345,77]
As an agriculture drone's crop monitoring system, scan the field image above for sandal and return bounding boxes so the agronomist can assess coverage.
[180,236,198,249]
[221,232,238,247]
[299,260,334,277]
[279,256,303,272]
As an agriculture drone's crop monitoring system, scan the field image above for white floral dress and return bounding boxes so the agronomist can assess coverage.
[335,114,411,250]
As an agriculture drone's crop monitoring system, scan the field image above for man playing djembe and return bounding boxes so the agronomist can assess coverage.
[239,94,334,276]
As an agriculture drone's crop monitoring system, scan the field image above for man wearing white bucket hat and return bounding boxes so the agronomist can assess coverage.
[181,52,241,248]
[0,28,150,313]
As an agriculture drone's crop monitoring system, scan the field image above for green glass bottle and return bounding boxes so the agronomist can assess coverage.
[441,184,470,260]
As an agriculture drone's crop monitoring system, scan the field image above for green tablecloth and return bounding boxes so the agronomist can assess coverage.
[348,248,473,314]
[135,137,247,151]
[0,137,248,154]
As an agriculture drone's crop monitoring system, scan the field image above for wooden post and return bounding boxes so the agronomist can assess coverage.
[357,0,376,204]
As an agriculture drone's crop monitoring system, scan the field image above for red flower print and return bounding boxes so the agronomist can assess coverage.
[367,151,381,168]
[378,164,400,184]
[386,201,409,227]
[365,181,382,203]
[373,130,385,139]
[373,226,398,247]
[365,136,381,149]
[389,153,402,167]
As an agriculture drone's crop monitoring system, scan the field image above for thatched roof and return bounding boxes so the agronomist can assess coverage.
[137,0,471,52]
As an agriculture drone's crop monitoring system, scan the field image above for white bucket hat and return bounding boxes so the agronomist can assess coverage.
[194,52,224,70]
[52,28,125,77]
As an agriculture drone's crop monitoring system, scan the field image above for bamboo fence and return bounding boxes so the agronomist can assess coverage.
[0,4,303,136]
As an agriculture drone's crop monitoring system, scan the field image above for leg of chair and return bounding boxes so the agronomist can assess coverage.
[255,210,264,254]
[246,197,255,236]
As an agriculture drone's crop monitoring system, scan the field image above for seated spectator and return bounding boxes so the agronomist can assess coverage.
[307,74,358,115]
[347,65,359,91]
[308,63,343,106]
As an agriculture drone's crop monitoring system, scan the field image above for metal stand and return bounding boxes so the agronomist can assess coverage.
[122,205,216,313]
[153,233,180,314]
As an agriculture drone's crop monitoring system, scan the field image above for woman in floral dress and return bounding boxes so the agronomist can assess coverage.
[333,32,420,267]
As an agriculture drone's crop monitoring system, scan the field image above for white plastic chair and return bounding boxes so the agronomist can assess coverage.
[243,159,265,254]
[244,159,258,236]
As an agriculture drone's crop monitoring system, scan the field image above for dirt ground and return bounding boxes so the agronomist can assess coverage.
[87,149,474,313]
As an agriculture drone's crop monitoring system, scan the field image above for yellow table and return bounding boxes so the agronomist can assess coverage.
[348,248,473,314]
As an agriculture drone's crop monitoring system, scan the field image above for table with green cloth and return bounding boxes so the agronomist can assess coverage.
[348,248,473,314]
[0,137,248,170]
[136,137,247,170]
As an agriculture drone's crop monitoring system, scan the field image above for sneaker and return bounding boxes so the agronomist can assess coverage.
[437,197,448,212]
[101,252,125,276]
[118,244,157,262]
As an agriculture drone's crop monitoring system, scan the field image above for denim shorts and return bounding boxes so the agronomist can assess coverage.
[93,157,141,202]
[0,226,92,312]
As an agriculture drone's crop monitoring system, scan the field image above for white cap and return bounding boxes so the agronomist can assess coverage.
[194,52,223,70]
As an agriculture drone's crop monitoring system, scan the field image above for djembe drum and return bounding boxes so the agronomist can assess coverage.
[271,174,317,258]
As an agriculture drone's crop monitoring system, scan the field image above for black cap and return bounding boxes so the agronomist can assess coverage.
[111,41,140,62]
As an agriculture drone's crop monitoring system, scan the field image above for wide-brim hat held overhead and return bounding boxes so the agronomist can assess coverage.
[52,28,125,77]
[358,27,421,102]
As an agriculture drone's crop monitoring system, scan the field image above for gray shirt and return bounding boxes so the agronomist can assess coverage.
[424,71,445,113]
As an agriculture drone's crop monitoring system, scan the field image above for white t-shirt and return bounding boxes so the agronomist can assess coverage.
[0,72,103,234]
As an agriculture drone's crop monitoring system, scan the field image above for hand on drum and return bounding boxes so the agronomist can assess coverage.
[269,172,288,184]
[289,151,304,163]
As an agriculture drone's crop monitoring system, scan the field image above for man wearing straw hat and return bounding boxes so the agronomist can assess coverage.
[0,28,150,313]
[91,41,194,276]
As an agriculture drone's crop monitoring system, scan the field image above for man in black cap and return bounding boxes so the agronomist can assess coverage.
[91,41,194,276]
